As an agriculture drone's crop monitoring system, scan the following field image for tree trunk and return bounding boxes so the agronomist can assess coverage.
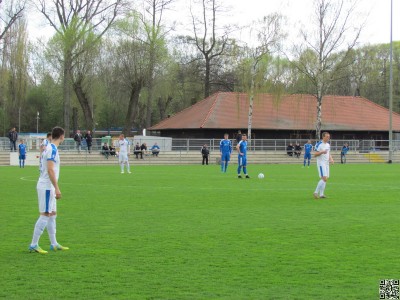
[63,52,72,136]
[247,62,257,146]
[72,78,94,130]
[204,55,211,98]
[122,82,142,136]
[145,54,155,129]
[315,93,323,140]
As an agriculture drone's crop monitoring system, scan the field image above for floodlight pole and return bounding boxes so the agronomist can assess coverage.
[36,111,40,134]
[388,0,393,163]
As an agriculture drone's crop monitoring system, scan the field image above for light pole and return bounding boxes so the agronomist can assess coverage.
[18,107,21,133]
[388,0,393,163]
[36,111,40,134]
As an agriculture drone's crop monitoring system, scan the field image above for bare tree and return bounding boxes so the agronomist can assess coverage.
[244,14,285,143]
[141,0,174,128]
[36,0,125,134]
[189,0,231,98]
[291,0,363,139]
[0,0,25,42]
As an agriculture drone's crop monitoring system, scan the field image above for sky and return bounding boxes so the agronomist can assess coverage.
[29,0,399,47]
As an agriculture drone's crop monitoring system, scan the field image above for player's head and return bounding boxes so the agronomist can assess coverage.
[46,132,52,139]
[20,139,24,143]
[224,133,229,139]
[52,126,65,141]
[242,134,247,140]
[307,139,311,144]
[119,134,124,140]
[321,132,330,142]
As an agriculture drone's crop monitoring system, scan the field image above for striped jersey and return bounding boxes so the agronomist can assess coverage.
[304,143,313,155]
[237,140,247,156]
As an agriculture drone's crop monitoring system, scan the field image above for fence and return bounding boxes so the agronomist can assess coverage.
[1,137,398,153]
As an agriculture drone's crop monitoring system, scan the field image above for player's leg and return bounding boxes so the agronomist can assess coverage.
[30,189,51,253]
[119,156,125,173]
[126,157,131,173]
[314,165,325,199]
[22,155,25,168]
[224,154,229,172]
[243,157,249,178]
[237,156,242,177]
[319,166,329,197]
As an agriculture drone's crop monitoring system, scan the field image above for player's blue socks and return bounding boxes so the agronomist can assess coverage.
[224,161,228,172]
[303,160,306,167]
[237,165,242,174]
[243,166,247,175]
[221,161,224,172]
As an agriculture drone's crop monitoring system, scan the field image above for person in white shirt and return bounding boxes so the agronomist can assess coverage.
[118,134,131,174]
[313,132,334,199]
[29,127,69,254]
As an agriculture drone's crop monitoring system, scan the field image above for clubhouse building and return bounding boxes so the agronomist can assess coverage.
[149,92,400,141]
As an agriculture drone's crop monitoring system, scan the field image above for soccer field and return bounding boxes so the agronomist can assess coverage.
[1,163,399,299]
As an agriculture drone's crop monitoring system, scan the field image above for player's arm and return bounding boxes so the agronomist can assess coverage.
[47,160,61,199]
[314,147,327,157]
[329,154,334,164]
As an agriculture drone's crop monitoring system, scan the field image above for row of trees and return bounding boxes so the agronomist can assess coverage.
[1,0,399,138]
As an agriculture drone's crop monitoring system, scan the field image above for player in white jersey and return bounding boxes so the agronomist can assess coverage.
[313,132,334,199]
[118,134,131,174]
[29,127,69,254]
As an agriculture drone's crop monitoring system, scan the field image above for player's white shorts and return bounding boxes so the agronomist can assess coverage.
[119,153,128,163]
[317,163,330,178]
[37,187,56,213]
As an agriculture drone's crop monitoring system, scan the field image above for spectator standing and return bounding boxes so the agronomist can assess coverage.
[341,143,349,164]
[74,130,83,153]
[236,130,242,144]
[85,130,93,153]
[201,144,209,165]
[8,127,18,152]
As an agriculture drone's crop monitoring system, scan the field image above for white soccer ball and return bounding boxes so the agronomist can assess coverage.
[258,173,265,179]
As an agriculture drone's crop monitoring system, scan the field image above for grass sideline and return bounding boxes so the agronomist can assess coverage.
[0,163,399,299]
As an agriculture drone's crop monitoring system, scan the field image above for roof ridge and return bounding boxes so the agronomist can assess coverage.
[200,92,224,128]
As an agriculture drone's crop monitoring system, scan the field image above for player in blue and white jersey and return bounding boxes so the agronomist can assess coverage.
[313,132,334,199]
[219,133,232,173]
[118,134,131,174]
[236,134,250,179]
[29,127,69,254]
[18,139,27,168]
[303,140,313,167]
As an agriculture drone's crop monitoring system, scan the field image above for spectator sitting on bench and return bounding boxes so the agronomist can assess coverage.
[109,144,116,156]
[102,143,110,159]
[294,142,302,158]
[286,143,294,156]
[140,143,148,158]
[150,143,160,156]
[134,142,141,159]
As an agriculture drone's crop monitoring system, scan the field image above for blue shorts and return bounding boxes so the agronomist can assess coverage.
[304,153,311,160]
[238,155,247,166]
[19,154,26,160]
[221,152,230,162]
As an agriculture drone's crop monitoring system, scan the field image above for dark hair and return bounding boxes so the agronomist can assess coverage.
[52,127,65,140]
[46,132,52,138]
[322,132,330,138]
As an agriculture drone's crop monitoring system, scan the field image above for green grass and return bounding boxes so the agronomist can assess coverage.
[1,163,399,299]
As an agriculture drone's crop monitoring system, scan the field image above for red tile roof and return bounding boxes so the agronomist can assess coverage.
[149,92,400,131]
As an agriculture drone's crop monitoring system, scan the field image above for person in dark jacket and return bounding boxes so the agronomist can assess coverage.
[201,144,210,165]
[74,130,83,153]
[85,130,93,153]
[8,127,18,152]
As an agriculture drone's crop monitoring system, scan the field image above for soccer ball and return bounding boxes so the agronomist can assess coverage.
[258,173,265,179]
